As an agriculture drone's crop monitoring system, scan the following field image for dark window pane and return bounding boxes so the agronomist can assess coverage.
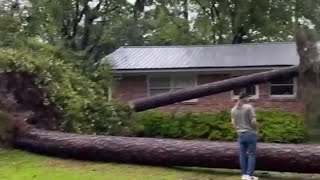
[150,88,170,96]
[149,77,170,88]
[270,85,294,95]
[172,77,194,88]
[233,88,242,95]
[172,88,184,91]
[270,78,294,85]
[234,86,256,95]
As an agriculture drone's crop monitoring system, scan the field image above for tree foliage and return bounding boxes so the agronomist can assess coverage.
[0,0,318,136]
[0,0,318,62]
[0,38,132,135]
[133,110,307,143]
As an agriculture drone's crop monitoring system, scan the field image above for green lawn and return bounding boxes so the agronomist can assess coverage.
[0,149,318,180]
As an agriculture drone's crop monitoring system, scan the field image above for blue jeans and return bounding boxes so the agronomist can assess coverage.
[237,132,257,176]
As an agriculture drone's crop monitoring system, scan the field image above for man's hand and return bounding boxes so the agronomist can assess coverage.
[251,117,258,130]
[231,118,236,128]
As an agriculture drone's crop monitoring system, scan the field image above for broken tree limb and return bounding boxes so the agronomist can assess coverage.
[130,66,299,112]
[14,127,320,173]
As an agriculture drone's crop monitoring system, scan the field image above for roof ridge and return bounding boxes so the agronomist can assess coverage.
[118,41,296,48]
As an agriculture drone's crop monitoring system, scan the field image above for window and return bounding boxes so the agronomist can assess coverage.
[149,77,171,96]
[148,75,197,102]
[231,75,259,99]
[233,86,257,96]
[232,85,259,99]
[269,77,296,97]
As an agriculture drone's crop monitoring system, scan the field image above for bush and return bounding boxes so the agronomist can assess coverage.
[257,110,308,143]
[0,111,12,147]
[132,109,308,143]
[0,43,132,135]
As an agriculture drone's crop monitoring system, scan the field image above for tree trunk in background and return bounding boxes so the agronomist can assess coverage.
[182,0,188,20]
[14,128,320,173]
[130,66,299,112]
[295,25,320,141]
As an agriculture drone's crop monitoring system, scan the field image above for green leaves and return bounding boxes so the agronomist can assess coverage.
[133,109,308,143]
[3,0,320,56]
[0,40,132,135]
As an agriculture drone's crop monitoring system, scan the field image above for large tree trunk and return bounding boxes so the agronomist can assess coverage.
[295,26,320,141]
[130,66,299,112]
[14,127,320,173]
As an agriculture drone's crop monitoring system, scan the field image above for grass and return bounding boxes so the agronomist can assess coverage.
[0,149,318,180]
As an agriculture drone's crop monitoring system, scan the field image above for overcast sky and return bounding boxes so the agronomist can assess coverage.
[126,0,136,5]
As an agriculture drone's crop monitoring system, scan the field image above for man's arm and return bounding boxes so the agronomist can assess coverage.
[249,105,258,130]
[251,117,258,130]
[231,109,236,128]
[231,118,236,128]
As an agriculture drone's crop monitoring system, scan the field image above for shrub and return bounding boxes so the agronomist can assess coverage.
[0,111,12,147]
[256,110,308,143]
[132,109,308,143]
[0,43,132,135]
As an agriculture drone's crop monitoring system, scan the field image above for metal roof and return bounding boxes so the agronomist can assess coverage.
[101,42,300,71]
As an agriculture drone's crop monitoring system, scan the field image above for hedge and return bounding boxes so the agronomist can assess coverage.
[132,110,308,143]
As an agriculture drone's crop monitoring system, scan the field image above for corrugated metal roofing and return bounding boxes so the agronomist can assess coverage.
[101,42,301,70]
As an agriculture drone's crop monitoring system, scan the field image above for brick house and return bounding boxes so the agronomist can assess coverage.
[101,42,305,114]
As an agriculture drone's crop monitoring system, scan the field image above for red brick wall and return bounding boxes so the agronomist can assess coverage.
[113,74,305,114]
[113,75,147,101]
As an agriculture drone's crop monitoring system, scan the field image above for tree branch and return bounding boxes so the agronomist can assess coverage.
[78,0,89,23]
[93,0,103,12]
[72,0,80,38]
[194,0,212,18]
[183,0,188,20]
[229,0,237,34]
[166,13,200,43]
[211,1,223,43]
[108,5,120,13]
[194,0,217,43]
[81,0,119,50]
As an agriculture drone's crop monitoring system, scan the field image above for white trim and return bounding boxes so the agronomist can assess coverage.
[147,74,198,103]
[112,66,293,74]
[269,77,297,99]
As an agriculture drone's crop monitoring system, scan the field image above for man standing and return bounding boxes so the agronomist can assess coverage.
[231,91,258,180]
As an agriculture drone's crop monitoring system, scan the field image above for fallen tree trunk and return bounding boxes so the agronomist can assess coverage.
[130,66,299,112]
[14,128,320,173]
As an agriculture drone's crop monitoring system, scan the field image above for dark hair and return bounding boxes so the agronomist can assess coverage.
[239,91,248,99]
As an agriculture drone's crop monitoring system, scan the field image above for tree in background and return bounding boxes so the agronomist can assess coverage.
[0,0,320,63]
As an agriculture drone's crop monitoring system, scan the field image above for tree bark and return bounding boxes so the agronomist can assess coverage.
[130,66,299,112]
[211,1,223,43]
[295,25,320,140]
[182,0,188,20]
[14,127,320,173]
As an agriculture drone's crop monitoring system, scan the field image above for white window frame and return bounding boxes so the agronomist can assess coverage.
[147,74,198,103]
[229,75,259,100]
[269,77,297,99]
